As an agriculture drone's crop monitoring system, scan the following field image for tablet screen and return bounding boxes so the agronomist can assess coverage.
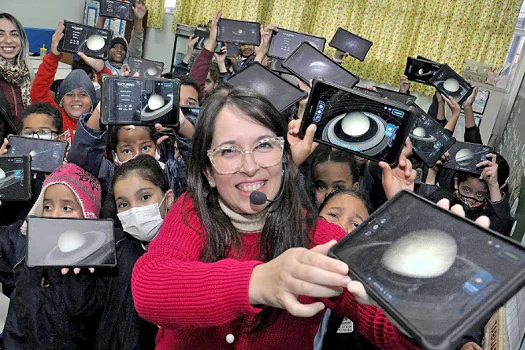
[329,27,372,61]
[8,136,67,173]
[430,64,473,105]
[26,217,116,267]
[404,57,441,84]
[101,77,180,127]
[301,80,415,165]
[283,42,359,88]
[268,29,326,60]
[329,191,525,350]
[226,62,306,112]
[0,155,31,201]
[58,21,112,60]
[217,18,260,46]
[442,141,493,175]
[408,105,455,168]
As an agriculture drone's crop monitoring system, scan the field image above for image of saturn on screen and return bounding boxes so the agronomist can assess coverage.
[302,80,416,165]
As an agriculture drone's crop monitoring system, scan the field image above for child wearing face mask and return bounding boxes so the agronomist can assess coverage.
[0,163,104,349]
[92,155,174,350]
[428,153,513,236]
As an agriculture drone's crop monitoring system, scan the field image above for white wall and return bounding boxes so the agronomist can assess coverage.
[7,0,85,29]
[143,14,177,70]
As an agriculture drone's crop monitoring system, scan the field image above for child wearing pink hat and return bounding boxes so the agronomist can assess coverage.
[0,163,103,349]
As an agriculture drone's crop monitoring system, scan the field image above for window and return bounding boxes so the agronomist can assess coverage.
[165,0,176,14]
[499,1,525,88]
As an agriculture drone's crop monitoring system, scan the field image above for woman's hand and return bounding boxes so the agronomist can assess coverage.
[204,10,221,52]
[51,21,65,56]
[249,240,350,317]
[287,119,317,165]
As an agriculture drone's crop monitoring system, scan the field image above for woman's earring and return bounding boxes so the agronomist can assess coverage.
[209,179,214,186]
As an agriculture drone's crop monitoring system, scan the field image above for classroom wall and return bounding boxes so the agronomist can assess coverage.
[499,72,525,242]
[6,0,85,29]
[143,14,176,70]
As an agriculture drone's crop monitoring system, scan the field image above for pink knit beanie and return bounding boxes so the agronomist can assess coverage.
[29,163,102,219]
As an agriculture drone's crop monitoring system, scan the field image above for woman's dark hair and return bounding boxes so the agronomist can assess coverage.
[318,188,371,215]
[19,102,63,133]
[108,125,158,160]
[105,154,169,217]
[187,88,315,263]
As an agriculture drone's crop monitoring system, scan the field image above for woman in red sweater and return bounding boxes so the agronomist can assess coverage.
[131,88,421,350]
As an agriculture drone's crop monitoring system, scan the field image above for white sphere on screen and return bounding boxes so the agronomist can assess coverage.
[0,168,5,179]
[148,94,165,110]
[381,230,457,278]
[86,35,105,51]
[418,68,424,75]
[341,112,370,137]
[443,78,460,92]
[456,148,474,164]
[146,67,157,76]
[58,230,87,253]
[412,127,426,137]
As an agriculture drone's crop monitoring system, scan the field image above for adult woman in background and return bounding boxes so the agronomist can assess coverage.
[132,88,420,350]
[0,13,33,140]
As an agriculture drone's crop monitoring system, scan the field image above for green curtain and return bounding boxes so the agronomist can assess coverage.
[171,0,521,94]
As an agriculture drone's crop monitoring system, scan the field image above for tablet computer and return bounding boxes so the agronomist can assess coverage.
[7,136,67,173]
[300,79,416,166]
[442,141,493,175]
[101,76,180,127]
[128,57,164,78]
[0,155,31,201]
[217,18,260,46]
[226,42,240,57]
[374,86,417,104]
[408,104,456,168]
[26,216,116,268]
[404,57,442,85]
[226,62,307,112]
[329,190,525,350]
[430,64,473,105]
[193,28,225,53]
[99,0,134,22]
[283,42,359,88]
[58,21,113,60]
[328,27,373,61]
[268,28,326,60]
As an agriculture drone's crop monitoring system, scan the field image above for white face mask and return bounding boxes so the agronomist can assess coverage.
[117,193,168,242]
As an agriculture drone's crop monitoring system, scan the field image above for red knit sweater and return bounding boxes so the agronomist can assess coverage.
[132,194,422,350]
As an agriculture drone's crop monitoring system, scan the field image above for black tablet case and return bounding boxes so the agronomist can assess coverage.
[0,155,31,201]
[442,141,493,175]
[329,27,373,61]
[128,57,164,78]
[99,0,134,22]
[268,28,326,60]
[58,21,112,60]
[217,18,261,46]
[329,190,525,350]
[7,136,67,173]
[226,62,307,112]
[283,42,359,88]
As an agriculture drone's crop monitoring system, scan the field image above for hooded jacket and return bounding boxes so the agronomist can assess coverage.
[31,52,103,145]
[0,164,102,350]
[104,29,144,75]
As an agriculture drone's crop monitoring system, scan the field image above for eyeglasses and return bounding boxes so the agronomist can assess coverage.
[207,137,285,175]
[21,129,59,140]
